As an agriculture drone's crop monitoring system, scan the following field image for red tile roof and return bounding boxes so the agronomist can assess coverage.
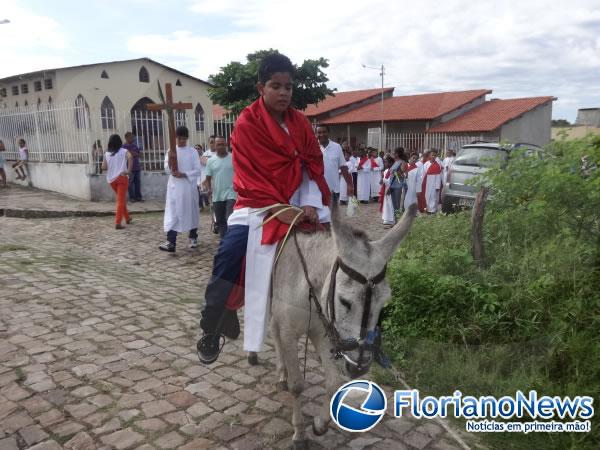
[429,97,556,132]
[304,87,395,117]
[212,104,229,120]
[320,90,491,124]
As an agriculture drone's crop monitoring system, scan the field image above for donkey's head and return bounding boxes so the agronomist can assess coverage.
[327,203,417,378]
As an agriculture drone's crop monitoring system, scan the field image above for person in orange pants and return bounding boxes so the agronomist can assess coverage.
[102,134,133,229]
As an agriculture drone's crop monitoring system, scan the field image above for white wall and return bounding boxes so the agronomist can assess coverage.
[5,162,91,199]
[89,171,169,202]
[500,102,552,146]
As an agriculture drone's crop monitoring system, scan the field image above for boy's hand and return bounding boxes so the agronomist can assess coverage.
[302,206,318,223]
[269,206,303,225]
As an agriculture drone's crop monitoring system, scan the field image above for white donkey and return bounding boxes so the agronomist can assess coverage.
[268,204,417,449]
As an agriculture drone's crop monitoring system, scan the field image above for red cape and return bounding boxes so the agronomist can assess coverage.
[231,98,330,244]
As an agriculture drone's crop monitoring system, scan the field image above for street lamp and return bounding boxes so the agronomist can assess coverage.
[362,63,385,151]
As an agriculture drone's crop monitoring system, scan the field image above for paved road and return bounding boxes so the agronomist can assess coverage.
[0,198,471,449]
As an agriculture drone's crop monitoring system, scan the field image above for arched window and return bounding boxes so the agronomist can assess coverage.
[37,98,42,109]
[24,100,28,107]
[130,97,162,168]
[43,97,56,132]
[100,96,116,129]
[75,94,90,129]
[195,103,205,132]
[139,66,149,83]
[175,79,182,86]
[101,70,109,79]
[175,110,187,127]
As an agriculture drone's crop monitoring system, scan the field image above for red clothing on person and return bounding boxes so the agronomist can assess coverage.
[110,175,130,225]
[231,98,330,245]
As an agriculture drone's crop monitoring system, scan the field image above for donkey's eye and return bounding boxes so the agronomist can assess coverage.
[340,298,352,310]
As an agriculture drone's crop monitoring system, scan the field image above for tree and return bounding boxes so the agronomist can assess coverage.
[551,119,572,127]
[208,49,336,115]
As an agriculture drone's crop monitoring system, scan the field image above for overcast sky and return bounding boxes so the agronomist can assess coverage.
[2,0,599,121]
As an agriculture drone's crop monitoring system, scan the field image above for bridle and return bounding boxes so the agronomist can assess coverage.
[292,231,387,374]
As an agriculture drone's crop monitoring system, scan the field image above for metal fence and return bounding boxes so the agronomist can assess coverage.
[0,102,91,163]
[385,132,496,157]
[0,101,237,173]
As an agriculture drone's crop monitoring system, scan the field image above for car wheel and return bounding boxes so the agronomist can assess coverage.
[442,195,457,214]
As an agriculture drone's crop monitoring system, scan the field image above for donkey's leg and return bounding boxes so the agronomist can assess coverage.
[270,320,288,392]
[310,331,342,436]
[279,329,307,447]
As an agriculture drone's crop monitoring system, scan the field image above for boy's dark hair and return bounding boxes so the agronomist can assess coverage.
[107,134,123,154]
[18,138,26,145]
[258,53,295,84]
[176,126,189,138]
[209,134,215,139]
[385,155,394,166]
[124,131,133,139]
[316,124,329,132]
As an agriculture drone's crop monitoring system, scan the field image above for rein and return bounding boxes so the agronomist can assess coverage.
[292,230,387,374]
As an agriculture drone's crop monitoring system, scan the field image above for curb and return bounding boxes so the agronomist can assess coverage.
[3,208,164,219]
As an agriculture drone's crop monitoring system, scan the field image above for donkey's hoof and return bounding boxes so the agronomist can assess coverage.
[276,380,289,392]
[247,352,259,366]
[292,439,309,450]
[312,416,329,436]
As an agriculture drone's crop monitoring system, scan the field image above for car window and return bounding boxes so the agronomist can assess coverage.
[454,147,508,167]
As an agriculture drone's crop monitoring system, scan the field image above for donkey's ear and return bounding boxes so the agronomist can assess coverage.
[373,204,417,261]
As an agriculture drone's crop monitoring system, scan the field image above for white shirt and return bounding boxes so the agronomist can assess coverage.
[320,140,346,194]
[19,146,28,161]
[105,148,128,184]
[349,156,359,173]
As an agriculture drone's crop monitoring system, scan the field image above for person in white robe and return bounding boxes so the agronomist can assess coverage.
[227,168,330,354]
[339,154,354,203]
[404,153,421,210]
[423,152,443,214]
[356,150,372,203]
[442,149,456,185]
[159,126,201,252]
[370,150,384,200]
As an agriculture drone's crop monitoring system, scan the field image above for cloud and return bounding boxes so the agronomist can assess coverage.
[127,0,599,120]
[0,0,68,77]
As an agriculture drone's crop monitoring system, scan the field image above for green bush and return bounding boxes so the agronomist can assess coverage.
[381,136,600,449]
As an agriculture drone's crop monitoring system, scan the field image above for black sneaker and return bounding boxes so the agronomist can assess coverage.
[159,242,175,253]
[197,334,225,365]
[221,309,240,340]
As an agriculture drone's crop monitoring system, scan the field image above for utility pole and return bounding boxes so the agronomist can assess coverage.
[363,63,386,151]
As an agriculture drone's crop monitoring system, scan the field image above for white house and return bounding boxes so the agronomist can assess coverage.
[0,58,216,200]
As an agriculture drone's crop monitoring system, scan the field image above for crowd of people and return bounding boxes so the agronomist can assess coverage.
[313,124,456,226]
[101,129,236,243]
[4,52,458,366]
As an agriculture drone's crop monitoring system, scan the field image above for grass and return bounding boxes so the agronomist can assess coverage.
[380,207,599,450]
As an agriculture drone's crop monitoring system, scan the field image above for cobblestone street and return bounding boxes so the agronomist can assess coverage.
[0,195,471,450]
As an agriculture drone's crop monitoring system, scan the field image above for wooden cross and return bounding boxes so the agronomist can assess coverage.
[146,82,193,173]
